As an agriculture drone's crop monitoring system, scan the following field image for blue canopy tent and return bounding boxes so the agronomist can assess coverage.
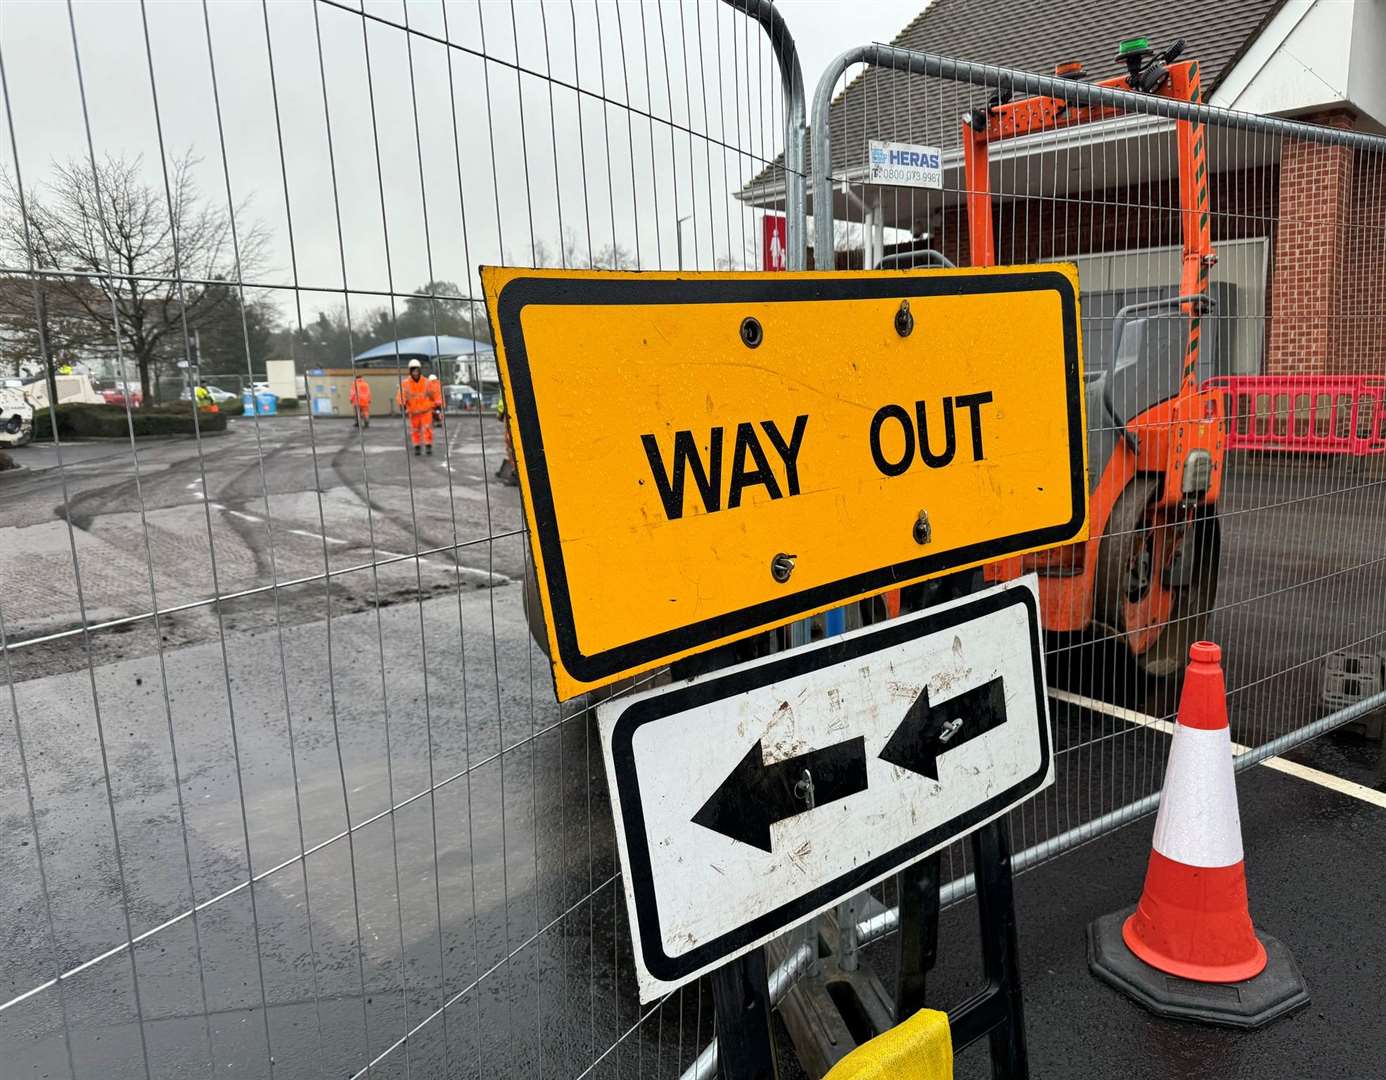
[353,336,500,406]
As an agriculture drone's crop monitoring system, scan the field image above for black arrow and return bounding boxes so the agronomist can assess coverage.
[692,736,867,853]
[879,676,1008,781]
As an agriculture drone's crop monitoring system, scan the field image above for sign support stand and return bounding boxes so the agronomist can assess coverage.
[769,820,1030,1078]
[893,852,941,1022]
[893,820,1029,1077]
[973,821,1029,1076]
[710,947,780,1080]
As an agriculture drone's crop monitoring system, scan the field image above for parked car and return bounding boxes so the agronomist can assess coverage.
[0,386,34,447]
[445,383,480,411]
[101,387,144,407]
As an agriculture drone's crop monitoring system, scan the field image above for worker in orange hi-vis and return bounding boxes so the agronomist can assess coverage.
[429,373,443,428]
[397,359,442,456]
[349,373,372,428]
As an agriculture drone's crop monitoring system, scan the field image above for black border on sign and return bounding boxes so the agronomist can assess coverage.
[495,272,1083,684]
[609,584,1049,983]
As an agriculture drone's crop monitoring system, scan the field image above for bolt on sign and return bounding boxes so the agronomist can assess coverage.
[597,576,1054,1001]
[481,265,1087,701]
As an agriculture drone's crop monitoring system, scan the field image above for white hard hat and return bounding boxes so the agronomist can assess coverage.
[407,358,422,370]
[428,373,439,380]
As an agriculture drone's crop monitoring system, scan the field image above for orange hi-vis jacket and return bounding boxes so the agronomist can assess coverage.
[397,374,441,417]
[349,377,372,409]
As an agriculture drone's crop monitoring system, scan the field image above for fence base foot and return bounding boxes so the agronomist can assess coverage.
[1088,908,1310,1028]
[770,899,897,1076]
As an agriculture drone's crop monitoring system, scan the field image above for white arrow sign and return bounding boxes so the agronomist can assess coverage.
[598,576,1053,1002]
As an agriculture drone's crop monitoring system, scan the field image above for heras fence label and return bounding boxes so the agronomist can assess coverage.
[597,576,1054,1001]
[868,139,944,189]
[482,266,1087,700]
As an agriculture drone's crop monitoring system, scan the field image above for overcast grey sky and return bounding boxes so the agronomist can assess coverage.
[0,0,922,327]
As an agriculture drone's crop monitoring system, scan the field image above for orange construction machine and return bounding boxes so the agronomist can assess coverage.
[970,39,1226,676]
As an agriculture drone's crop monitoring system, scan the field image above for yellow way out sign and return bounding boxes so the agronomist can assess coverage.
[483,266,1087,700]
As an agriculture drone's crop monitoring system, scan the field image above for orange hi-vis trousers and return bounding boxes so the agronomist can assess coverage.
[407,411,433,446]
[398,375,441,446]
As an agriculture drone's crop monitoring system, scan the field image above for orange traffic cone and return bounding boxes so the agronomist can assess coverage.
[1124,641,1265,982]
[1089,642,1308,1026]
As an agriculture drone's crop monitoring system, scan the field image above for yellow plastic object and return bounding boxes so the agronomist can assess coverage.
[823,1009,953,1080]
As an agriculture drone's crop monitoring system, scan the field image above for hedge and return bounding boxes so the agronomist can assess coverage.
[32,403,227,440]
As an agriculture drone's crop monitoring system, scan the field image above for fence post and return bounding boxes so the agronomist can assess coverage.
[722,0,807,271]
[668,10,809,1079]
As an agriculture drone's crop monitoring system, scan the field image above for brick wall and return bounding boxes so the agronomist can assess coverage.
[1340,146,1386,376]
[1266,113,1356,375]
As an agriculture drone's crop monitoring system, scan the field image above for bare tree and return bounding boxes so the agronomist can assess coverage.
[591,240,638,270]
[0,151,269,403]
[0,273,105,402]
[532,227,637,271]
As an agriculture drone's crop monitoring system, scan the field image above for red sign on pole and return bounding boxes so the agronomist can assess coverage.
[762,214,787,271]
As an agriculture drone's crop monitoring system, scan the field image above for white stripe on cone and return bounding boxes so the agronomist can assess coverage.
[1150,724,1244,868]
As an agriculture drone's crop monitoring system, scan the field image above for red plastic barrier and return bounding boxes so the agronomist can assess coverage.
[1203,375,1386,457]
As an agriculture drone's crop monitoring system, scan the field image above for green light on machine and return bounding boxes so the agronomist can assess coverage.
[1118,37,1150,56]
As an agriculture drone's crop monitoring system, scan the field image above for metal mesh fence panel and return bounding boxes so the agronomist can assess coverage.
[792,33,1386,982]
[5,6,1386,1077]
[678,40,1386,1080]
[0,2,802,1077]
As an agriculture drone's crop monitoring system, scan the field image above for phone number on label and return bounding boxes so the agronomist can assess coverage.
[868,165,941,185]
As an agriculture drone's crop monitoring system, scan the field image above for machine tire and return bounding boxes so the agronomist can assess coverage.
[1095,476,1221,678]
[3,414,32,446]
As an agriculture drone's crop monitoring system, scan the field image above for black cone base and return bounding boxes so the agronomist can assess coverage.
[1088,907,1310,1028]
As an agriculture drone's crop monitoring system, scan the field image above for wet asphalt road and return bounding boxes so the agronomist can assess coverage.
[2,420,1384,1079]
[0,412,525,682]
[1,416,654,1079]
[856,763,1386,1080]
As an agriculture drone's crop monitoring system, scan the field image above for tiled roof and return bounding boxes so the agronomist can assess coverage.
[741,0,1286,200]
